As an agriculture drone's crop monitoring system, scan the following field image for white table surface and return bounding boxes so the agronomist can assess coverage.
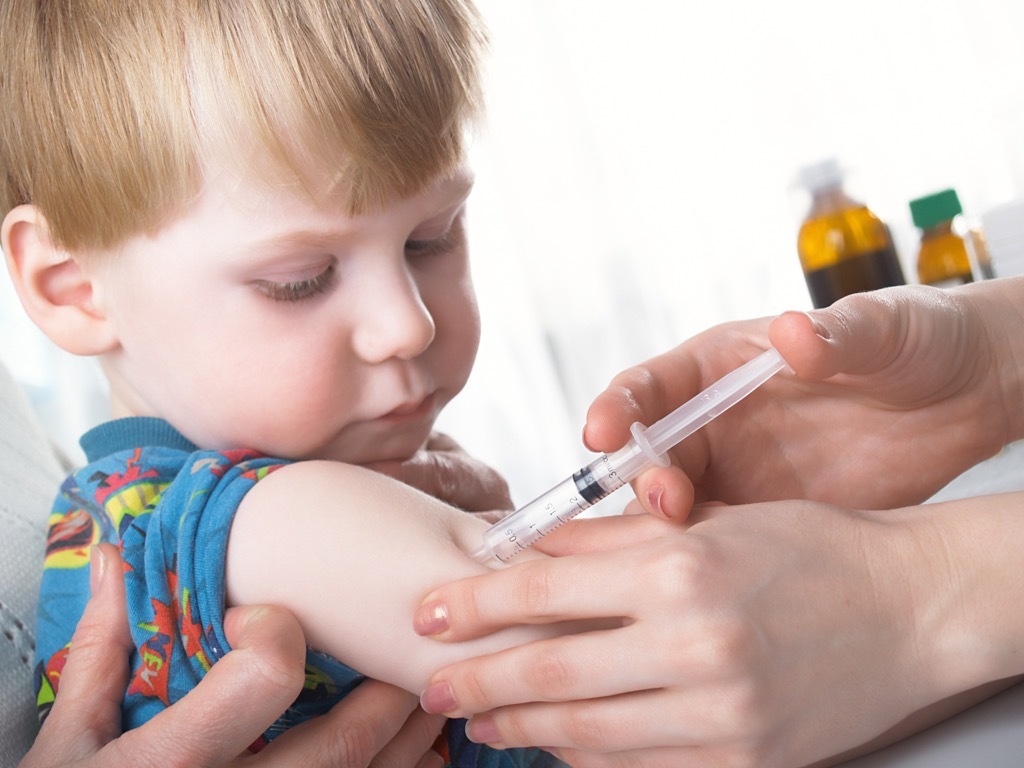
[837,440,1024,767]
[840,682,1024,767]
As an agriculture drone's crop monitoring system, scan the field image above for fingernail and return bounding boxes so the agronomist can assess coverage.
[420,681,458,714]
[89,545,107,595]
[414,601,449,636]
[647,485,665,516]
[467,715,501,744]
[581,424,595,452]
[804,311,832,340]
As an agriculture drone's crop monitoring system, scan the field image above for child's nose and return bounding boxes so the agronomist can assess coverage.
[351,270,436,363]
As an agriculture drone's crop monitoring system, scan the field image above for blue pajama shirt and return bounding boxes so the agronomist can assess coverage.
[35,416,562,767]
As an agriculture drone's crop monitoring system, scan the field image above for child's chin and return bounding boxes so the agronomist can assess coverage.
[313,430,433,466]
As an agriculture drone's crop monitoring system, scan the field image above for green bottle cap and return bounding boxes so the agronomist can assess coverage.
[909,189,962,229]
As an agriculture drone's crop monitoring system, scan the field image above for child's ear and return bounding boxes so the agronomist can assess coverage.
[2,204,118,356]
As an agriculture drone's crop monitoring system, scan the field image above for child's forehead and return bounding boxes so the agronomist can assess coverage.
[200,153,474,218]
[192,153,475,237]
[190,102,473,220]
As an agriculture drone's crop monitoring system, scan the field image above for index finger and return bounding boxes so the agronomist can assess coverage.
[534,513,678,557]
[583,350,699,454]
[582,323,772,463]
[414,521,673,643]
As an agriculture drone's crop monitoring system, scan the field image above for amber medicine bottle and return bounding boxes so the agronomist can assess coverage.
[795,159,905,308]
[910,188,995,287]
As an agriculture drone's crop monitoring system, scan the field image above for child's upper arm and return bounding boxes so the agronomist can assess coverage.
[225,460,558,693]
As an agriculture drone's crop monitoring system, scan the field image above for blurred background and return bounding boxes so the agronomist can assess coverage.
[3,0,1024,506]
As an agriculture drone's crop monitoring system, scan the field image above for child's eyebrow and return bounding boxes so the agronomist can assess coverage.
[251,230,343,251]
[218,229,359,278]
[232,230,348,263]
[230,173,476,262]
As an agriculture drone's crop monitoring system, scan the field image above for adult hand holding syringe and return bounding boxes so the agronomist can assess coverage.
[471,347,787,563]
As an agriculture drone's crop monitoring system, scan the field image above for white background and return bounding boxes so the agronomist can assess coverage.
[3,0,1024,504]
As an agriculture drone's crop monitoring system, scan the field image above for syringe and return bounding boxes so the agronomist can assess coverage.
[471,347,787,563]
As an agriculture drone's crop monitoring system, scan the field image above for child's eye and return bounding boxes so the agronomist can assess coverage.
[254,264,336,302]
[405,231,454,259]
[405,216,464,261]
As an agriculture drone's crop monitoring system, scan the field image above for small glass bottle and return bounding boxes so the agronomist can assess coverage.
[910,188,995,287]
[795,159,905,308]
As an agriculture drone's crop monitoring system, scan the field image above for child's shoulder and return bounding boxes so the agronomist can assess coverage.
[61,416,289,542]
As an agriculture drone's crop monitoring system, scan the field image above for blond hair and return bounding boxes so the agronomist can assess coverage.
[0,0,486,251]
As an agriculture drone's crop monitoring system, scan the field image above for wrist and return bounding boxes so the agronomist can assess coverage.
[880,495,1024,700]
[958,277,1024,444]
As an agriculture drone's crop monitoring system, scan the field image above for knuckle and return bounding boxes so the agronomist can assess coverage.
[486,486,513,512]
[247,650,306,703]
[233,623,306,699]
[482,468,512,508]
[519,564,559,619]
[449,580,486,630]
[609,365,653,402]
[69,612,114,651]
[560,703,620,752]
[404,708,445,748]
[319,712,379,766]
[492,710,532,747]
[525,651,579,699]
[429,431,459,451]
[716,677,769,735]
[417,464,445,499]
[456,665,497,713]
[700,670,774,745]
[646,542,705,602]
[436,457,461,506]
[700,615,762,673]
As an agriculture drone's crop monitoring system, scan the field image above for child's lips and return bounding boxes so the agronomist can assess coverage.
[378,393,436,423]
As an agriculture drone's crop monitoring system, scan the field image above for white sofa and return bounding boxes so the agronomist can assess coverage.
[0,361,64,765]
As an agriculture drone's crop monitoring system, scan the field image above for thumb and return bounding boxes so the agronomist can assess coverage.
[768,292,905,381]
[626,464,695,521]
[114,605,306,765]
[36,543,132,757]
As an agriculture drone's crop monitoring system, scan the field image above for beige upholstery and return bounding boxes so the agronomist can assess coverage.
[0,361,64,765]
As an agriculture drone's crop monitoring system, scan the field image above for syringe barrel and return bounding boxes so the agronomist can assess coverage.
[643,348,785,453]
[603,439,656,484]
[472,448,640,563]
[472,348,786,564]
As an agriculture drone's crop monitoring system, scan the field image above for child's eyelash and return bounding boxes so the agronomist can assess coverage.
[254,265,335,302]
[405,231,453,258]
[406,217,464,258]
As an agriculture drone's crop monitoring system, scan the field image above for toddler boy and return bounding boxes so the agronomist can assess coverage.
[1,1,564,765]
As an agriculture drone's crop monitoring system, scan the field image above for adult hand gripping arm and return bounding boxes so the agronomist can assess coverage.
[21,544,445,768]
